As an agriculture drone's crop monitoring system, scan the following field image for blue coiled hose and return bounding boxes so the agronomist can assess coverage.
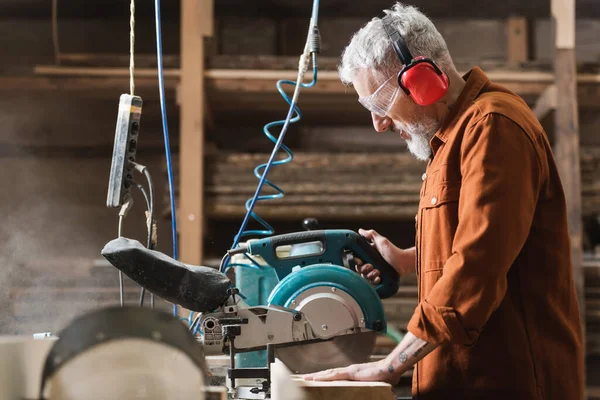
[221,56,319,273]
[221,2,321,274]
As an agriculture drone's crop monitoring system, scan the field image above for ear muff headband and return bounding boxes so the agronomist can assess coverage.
[381,14,449,106]
[381,14,413,65]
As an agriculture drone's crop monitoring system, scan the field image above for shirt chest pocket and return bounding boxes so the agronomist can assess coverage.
[419,181,461,271]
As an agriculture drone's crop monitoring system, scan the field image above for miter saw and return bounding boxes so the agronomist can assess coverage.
[101,228,400,399]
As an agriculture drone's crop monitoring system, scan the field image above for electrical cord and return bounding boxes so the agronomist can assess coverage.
[131,163,156,308]
[117,194,134,307]
[221,0,321,273]
[132,180,152,307]
[133,180,150,211]
[154,0,179,318]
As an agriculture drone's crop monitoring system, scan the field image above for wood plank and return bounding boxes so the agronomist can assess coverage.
[507,16,529,63]
[58,52,179,68]
[271,359,395,400]
[179,0,208,265]
[552,0,576,49]
[552,0,586,379]
[24,63,600,105]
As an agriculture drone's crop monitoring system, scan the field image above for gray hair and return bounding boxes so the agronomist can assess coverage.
[338,2,455,86]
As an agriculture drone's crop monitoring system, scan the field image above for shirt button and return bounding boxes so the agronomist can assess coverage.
[422,173,427,181]
[431,197,437,205]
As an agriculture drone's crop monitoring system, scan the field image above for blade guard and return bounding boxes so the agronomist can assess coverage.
[267,264,387,334]
[246,229,400,299]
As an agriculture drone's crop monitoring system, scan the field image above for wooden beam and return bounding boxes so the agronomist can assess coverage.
[33,65,180,78]
[34,64,600,85]
[57,52,180,68]
[551,0,586,387]
[179,0,210,266]
[507,16,529,63]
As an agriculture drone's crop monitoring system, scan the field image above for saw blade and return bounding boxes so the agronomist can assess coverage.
[274,331,377,374]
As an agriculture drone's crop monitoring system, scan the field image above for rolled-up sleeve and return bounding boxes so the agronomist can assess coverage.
[407,113,543,346]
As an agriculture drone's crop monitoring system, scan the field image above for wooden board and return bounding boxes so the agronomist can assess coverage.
[271,359,395,400]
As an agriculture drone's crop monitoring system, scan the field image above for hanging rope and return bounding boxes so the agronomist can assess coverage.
[130,0,136,95]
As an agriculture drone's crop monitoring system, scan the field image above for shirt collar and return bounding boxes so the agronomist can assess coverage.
[432,66,490,145]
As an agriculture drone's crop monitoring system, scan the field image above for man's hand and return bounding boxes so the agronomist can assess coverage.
[302,360,398,384]
[302,332,437,385]
[356,228,416,284]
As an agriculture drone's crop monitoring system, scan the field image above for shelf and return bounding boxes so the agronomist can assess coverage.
[160,149,600,221]
[0,63,590,115]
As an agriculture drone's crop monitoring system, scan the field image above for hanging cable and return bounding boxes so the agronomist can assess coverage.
[129,0,136,95]
[117,216,125,307]
[117,195,134,306]
[221,1,321,273]
[132,179,151,307]
[154,0,179,317]
[131,163,155,308]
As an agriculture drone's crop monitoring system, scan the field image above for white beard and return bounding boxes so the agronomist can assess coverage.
[399,116,439,162]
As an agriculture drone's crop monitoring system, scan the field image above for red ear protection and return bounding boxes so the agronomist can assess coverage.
[382,15,449,106]
[398,56,449,106]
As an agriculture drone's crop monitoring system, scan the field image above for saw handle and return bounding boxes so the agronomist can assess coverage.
[353,233,400,299]
[268,230,327,249]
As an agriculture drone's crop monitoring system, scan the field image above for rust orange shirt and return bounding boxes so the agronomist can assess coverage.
[406,67,584,399]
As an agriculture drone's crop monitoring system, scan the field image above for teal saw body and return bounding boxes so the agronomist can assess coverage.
[268,264,387,333]
[245,229,400,299]
[267,264,387,373]
[232,228,400,372]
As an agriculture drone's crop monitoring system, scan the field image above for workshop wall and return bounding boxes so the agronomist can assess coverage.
[1,2,600,339]
[0,90,177,333]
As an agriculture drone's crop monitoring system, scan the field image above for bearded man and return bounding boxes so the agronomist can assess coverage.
[303,3,584,399]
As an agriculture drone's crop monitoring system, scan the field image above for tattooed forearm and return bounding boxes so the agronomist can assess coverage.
[412,345,425,358]
[384,331,439,378]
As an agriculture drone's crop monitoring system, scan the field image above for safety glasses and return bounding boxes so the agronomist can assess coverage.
[358,74,400,117]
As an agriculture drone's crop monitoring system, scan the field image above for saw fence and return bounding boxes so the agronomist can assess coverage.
[163,147,600,221]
